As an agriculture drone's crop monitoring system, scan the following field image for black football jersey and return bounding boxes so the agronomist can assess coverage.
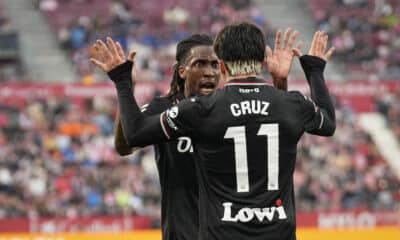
[142,95,199,240]
[159,77,329,240]
[109,55,334,240]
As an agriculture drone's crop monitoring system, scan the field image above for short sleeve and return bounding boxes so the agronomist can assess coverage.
[141,97,171,116]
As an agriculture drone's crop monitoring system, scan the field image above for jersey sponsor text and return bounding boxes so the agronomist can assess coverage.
[221,202,287,223]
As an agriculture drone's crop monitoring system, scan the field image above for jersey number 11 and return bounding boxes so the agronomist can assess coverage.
[224,124,279,193]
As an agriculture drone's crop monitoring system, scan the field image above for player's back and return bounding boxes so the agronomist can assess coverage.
[190,77,315,240]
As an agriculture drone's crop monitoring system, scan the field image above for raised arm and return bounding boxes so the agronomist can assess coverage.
[294,31,336,136]
[113,50,139,155]
[266,28,302,91]
[91,37,169,148]
[114,111,134,155]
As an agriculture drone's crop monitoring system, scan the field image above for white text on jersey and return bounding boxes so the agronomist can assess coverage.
[239,88,260,93]
[221,202,287,222]
[230,100,270,117]
[177,137,193,153]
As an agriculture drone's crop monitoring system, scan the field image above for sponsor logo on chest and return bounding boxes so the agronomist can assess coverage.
[221,202,287,223]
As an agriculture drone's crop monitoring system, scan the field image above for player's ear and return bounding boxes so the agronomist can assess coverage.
[219,60,226,74]
[178,65,186,79]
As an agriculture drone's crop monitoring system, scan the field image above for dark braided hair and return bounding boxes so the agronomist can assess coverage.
[166,34,213,99]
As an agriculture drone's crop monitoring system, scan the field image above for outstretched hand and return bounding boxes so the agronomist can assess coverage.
[90,37,137,81]
[266,28,302,81]
[293,31,335,61]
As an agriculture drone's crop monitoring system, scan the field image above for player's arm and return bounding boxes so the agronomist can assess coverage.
[91,37,172,148]
[294,31,336,136]
[114,62,138,156]
[114,111,137,155]
[108,62,172,147]
[114,111,133,155]
[110,65,198,147]
[266,28,302,91]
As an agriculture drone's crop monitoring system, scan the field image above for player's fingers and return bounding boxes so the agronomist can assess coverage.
[95,43,109,61]
[92,44,103,61]
[317,31,325,54]
[115,41,126,61]
[325,46,335,61]
[93,43,104,60]
[316,31,323,55]
[293,42,303,57]
[287,30,298,50]
[274,29,282,50]
[309,31,319,55]
[96,39,112,60]
[90,58,107,71]
[282,27,292,48]
[128,50,137,61]
[293,41,303,57]
[107,37,119,60]
[321,34,328,54]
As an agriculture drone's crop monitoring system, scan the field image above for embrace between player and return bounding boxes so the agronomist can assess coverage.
[91,22,335,240]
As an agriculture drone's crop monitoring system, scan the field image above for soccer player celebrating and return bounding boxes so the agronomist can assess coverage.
[93,23,335,239]
[92,29,300,240]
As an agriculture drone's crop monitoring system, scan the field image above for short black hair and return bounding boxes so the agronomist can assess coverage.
[214,22,266,63]
[166,34,213,98]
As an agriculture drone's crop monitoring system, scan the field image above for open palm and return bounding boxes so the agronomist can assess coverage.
[91,37,137,84]
[267,28,301,80]
[292,31,335,61]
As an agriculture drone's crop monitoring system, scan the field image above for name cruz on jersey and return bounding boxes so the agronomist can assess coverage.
[230,100,270,117]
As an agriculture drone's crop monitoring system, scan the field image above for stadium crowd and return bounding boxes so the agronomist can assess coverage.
[35,0,274,82]
[0,0,398,228]
[295,97,400,211]
[0,3,19,81]
[26,0,400,82]
[374,86,400,141]
[307,0,400,79]
[0,95,161,224]
[0,93,399,223]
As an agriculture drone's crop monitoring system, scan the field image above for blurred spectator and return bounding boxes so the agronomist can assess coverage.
[1,92,399,221]
[307,0,400,79]
[295,98,400,211]
[374,87,400,141]
[0,96,160,218]
[39,0,275,82]
[0,5,20,81]
[39,0,59,11]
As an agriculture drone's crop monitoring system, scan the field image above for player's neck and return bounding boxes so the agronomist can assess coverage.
[224,73,258,83]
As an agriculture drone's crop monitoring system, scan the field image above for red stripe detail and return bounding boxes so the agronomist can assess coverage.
[160,112,171,139]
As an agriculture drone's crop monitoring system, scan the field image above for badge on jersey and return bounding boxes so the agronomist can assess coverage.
[168,106,179,118]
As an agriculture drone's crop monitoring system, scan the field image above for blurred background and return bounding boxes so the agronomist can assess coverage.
[0,0,399,239]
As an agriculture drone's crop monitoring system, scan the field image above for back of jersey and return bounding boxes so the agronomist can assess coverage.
[190,77,319,240]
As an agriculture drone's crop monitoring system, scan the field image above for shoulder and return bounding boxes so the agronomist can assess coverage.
[285,91,318,112]
[192,90,220,113]
[284,90,308,102]
[169,91,219,119]
[143,96,173,114]
[174,96,201,113]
